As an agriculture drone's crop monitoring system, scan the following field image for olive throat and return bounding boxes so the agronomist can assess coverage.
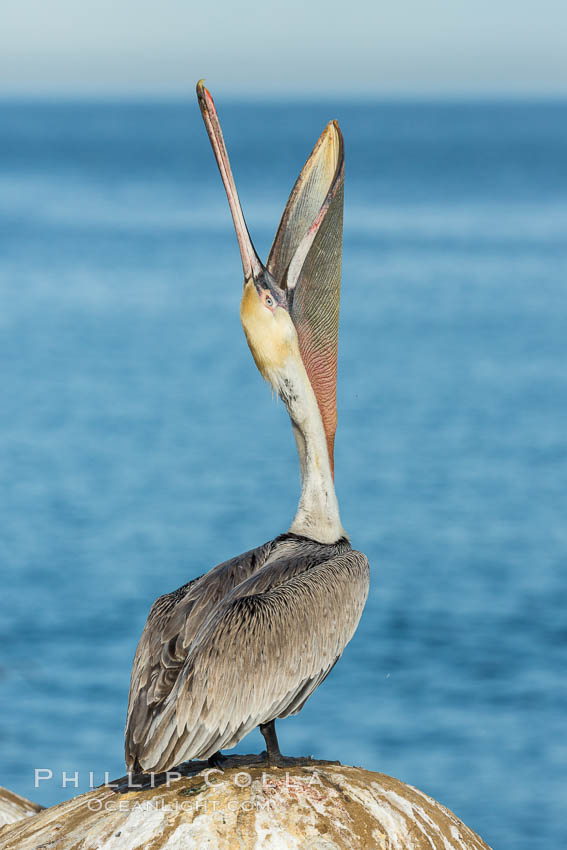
[240,281,345,544]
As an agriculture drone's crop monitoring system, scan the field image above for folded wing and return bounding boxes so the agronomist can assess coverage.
[136,549,369,773]
[125,540,273,770]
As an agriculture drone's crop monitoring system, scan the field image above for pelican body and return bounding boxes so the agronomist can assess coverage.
[125,83,370,773]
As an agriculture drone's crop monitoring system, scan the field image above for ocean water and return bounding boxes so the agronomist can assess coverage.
[0,99,566,849]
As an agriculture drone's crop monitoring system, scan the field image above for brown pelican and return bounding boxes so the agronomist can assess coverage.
[124,82,369,773]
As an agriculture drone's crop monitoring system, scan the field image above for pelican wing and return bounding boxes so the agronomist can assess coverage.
[136,549,369,773]
[125,540,273,770]
[268,122,344,474]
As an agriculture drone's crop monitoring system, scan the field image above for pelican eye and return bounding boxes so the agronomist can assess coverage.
[264,294,274,308]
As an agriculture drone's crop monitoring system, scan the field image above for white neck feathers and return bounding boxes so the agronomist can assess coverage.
[266,355,345,544]
[240,283,345,544]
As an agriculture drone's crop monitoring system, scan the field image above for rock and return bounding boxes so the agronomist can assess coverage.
[0,786,43,829]
[0,756,491,850]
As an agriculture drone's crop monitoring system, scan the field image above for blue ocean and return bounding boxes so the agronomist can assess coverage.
[0,99,566,849]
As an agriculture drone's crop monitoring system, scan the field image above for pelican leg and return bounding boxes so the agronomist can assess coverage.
[207,751,225,769]
[259,720,283,765]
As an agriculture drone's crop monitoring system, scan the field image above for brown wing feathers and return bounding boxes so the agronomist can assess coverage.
[132,548,368,772]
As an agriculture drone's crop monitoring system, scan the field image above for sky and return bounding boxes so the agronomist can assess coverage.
[1,0,566,97]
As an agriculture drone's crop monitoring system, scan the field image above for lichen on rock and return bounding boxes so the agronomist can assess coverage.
[0,786,43,830]
[0,757,492,850]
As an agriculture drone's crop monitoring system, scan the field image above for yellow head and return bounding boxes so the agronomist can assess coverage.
[240,276,300,384]
[197,80,343,480]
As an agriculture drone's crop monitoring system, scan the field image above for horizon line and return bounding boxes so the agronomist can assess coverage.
[0,88,566,104]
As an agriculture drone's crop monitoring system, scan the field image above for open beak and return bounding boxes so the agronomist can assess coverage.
[196,80,263,284]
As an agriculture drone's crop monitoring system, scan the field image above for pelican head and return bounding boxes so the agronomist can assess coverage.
[196,83,295,378]
[197,81,345,542]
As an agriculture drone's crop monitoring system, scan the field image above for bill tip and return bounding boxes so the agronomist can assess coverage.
[196,79,210,100]
[196,79,215,109]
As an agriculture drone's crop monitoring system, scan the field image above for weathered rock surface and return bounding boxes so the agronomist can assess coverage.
[0,756,491,850]
[0,786,43,828]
